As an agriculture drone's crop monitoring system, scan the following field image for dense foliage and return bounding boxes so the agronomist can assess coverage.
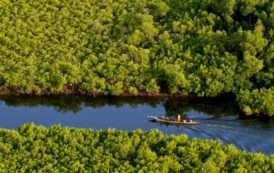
[0,0,273,116]
[0,124,273,172]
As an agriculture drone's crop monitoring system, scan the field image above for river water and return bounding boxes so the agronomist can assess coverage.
[0,95,273,155]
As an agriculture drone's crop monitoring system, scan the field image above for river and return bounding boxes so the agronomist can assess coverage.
[0,95,273,155]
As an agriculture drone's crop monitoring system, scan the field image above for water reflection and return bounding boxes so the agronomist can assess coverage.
[0,95,161,113]
[0,95,239,117]
[0,95,273,155]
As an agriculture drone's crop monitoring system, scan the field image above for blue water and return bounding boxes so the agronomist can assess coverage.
[0,96,273,155]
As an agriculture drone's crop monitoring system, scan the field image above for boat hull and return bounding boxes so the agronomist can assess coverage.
[149,116,199,125]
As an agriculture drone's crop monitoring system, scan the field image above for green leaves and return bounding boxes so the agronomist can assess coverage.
[0,0,273,115]
[0,124,273,172]
[237,87,274,116]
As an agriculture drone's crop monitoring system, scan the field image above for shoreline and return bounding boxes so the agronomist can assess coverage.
[0,89,271,119]
[0,87,235,99]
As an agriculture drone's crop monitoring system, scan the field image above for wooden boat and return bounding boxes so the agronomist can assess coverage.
[148,116,199,125]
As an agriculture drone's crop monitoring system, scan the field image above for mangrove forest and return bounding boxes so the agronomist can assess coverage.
[0,0,273,116]
[0,124,273,172]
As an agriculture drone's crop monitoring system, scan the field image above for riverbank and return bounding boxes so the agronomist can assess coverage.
[0,90,272,118]
[0,124,273,172]
[0,87,198,97]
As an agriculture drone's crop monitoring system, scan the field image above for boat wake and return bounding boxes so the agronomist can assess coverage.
[151,117,274,155]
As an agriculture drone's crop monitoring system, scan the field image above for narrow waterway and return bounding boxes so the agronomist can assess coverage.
[0,96,273,155]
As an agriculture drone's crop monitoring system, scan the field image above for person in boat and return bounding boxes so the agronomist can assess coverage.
[160,115,168,120]
[177,114,181,122]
